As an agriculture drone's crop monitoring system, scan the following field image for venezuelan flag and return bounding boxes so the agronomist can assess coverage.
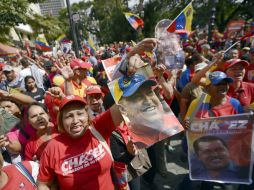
[83,38,96,55]
[88,37,96,54]
[35,34,52,52]
[241,22,254,41]
[167,2,193,34]
[124,12,144,30]
[57,34,70,43]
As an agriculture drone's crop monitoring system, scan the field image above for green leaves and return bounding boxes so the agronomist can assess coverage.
[0,0,28,27]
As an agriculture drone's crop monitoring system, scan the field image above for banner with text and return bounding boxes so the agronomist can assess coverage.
[187,113,254,184]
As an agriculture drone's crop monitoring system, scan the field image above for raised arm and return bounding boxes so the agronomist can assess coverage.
[0,89,36,105]
[112,38,158,79]
[191,52,225,86]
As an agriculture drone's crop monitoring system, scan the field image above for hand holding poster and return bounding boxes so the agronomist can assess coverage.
[187,113,253,184]
[108,65,184,149]
[0,108,20,135]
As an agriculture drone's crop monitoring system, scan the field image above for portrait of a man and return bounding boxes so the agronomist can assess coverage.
[191,135,250,183]
[113,73,183,148]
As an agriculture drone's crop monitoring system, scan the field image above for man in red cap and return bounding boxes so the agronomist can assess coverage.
[63,59,96,98]
[224,59,254,107]
[85,85,105,119]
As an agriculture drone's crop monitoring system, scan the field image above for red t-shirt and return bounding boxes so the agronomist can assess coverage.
[194,96,242,119]
[25,124,59,161]
[227,82,254,106]
[2,161,36,190]
[38,110,115,190]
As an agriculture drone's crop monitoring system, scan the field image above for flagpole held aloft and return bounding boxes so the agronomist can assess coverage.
[224,41,240,53]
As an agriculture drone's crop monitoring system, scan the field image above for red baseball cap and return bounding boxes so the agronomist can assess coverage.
[81,55,88,62]
[224,59,249,71]
[86,85,103,96]
[70,59,92,70]
[59,95,87,111]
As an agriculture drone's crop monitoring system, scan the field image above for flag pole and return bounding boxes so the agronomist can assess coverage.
[167,0,194,29]
[224,41,240,53]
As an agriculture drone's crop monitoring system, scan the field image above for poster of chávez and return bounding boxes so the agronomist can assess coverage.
[187,113,253,184]
[108,65,184,149]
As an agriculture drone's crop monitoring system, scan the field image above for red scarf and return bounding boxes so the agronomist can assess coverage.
[116,124,129,145]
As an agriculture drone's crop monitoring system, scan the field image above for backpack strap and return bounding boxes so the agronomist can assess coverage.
[89,126,114,161]
[112,131,125,144]
[18,126,30,140]
[15,162,37,187]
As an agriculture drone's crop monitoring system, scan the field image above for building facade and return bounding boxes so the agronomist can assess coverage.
[39,0,65,17]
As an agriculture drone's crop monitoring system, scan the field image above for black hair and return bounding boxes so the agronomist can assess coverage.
[193,135,228,155]
[24,76,37,91]
[0,99,24,118]
[191,53,203,64]
[20,58,29,66]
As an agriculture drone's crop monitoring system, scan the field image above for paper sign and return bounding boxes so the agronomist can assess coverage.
[187,113,253,184]
[108,65,184,149]
[0,108,20,135]
[102,56,122,81]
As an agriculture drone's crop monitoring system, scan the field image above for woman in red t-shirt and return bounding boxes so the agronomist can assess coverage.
[37,95,119,190]
[25,102,58,161]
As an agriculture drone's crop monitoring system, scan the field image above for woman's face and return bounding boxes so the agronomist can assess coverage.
[0,100,21,117]
[62,102,89,138]
[28,105,49,130]
[26,78,36,90]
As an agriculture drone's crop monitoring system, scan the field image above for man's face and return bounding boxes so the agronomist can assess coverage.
[119,85,164,131]
[230,50,239,59]
[74,68,87,79]
[209,80,229,98]
[87,93,103,113]
[226,63,245,82]
[197,140,230,171]
[4,70,15,81]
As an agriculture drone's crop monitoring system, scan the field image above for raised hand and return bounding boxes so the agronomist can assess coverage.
[54,61,74,81]
[153,64,166,78]
[45,87,65,99]
[127,54,146,76]
[126,139,138,156]
[130,38,158,56]
[0,135,10,148]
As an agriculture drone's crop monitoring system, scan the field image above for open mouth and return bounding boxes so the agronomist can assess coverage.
[71,125,83,133]
[210,157,223,164]
[37,120,46,126]
[234,73,243,78]
[218,88,227,94]
[91,102,99,106]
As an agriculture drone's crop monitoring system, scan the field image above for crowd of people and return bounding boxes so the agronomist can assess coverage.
[0,18,254,190]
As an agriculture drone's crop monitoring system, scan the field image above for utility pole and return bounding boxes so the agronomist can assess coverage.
[208,0,217,43]
[66,0,80,58]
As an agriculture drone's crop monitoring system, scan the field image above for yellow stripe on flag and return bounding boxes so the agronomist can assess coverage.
[183,3,193,32]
